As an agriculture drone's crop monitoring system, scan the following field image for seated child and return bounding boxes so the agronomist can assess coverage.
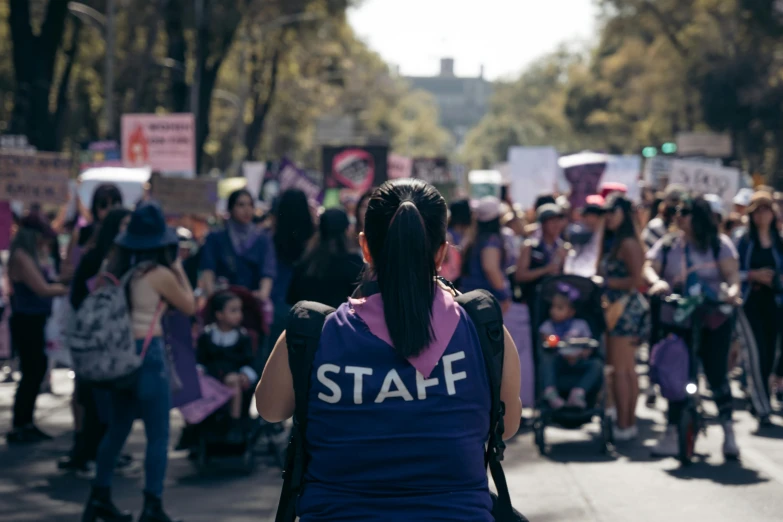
[538,283,602,409]
[197,291,257,443]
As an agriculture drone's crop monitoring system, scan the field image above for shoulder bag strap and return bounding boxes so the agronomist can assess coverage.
[455,290,517,519]
[275,301,335,522]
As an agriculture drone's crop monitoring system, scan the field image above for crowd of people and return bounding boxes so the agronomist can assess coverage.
[1,175,783,520]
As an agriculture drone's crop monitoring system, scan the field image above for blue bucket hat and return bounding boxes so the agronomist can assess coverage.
[115,200,178,251]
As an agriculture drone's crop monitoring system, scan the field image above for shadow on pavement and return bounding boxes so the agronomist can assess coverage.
[665,459,769,486]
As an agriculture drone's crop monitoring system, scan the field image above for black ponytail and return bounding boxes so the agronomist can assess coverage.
[364,179,447,358]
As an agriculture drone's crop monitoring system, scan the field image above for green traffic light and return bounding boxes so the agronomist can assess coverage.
[642,147,657,158]
[661,142,677,154]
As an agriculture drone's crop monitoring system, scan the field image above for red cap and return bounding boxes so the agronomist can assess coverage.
[585,194,605,207]
[600,183,628,198]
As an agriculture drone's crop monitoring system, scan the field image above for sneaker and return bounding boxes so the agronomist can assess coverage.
[651,426,678,457]
[614,425,638,442]
[722,421,740,460]
[567,389,587,409]
[543,387,565,410]
[75,461,96,480]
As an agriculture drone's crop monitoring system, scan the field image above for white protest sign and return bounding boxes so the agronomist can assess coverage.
[603,155,642,201]
[508,147,559,209]
[668,160,740,206]
[242,162,265,200]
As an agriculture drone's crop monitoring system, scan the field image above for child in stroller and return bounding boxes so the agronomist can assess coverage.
[539,282,603,410]
[196,291,257,444]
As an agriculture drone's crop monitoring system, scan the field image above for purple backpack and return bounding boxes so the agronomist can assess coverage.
[649,335,689,402]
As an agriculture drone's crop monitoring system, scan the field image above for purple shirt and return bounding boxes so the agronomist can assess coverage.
[647,233,737,295]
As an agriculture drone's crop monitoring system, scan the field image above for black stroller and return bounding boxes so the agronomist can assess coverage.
[531,275,613,455]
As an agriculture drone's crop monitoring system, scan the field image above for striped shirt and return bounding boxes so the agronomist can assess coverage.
[642,217,667,250]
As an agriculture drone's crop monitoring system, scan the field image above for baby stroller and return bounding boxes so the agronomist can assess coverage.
[186,286,282,474]
[531,275,613,456]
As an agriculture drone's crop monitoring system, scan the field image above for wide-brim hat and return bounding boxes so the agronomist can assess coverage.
[746,191,776,214]
[20,213,57,240]
[115,200,178,251]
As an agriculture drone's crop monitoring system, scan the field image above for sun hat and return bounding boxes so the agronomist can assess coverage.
[746,191,775,214]
[536,203,564,223]
[20,213,57,240]
[115,200,178,251]
[473,196,502,223]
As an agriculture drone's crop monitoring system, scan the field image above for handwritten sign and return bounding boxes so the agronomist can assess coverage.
[121,113,196,178]
[178,374,236,425]
[278,158,322,202]
[150,173,218,216]
[668,160,740,206]
[0,152,70,203]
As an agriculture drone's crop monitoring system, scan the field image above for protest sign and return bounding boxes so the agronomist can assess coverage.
[0,151,70,204]
[676,132,732,158]
[412,158,451,184]
[178,374,236,425]
[323,145,389,193]
[643,156,723,191]
[80,140,122,171]
[121,113,196,177]
[388,154,412,179]
[149,173,218,216]
[163,310,202,408]
[603,155,642,201]
[558,152,609,210]
[668,160,740,206]
[242,162,265,200]
[508,147,560,209]
[278,158,323,202]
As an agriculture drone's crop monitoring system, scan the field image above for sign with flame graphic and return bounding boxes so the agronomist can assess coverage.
[121,114,195,177]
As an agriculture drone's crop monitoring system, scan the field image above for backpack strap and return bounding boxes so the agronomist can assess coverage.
[455,289,516,520]
[275,301,336,522]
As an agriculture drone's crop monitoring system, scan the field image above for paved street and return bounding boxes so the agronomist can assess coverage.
[3,370,783,521]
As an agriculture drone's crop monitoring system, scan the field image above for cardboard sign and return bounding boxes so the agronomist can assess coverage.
[668,160,740,206]
[278,158,322,202]
[121,113,196,177]
[323,145,389,192]
[0,151,70,203]
[412,157,451,184]
[508,147,560,209]
[178,374,236,425]
[150,173,218,216]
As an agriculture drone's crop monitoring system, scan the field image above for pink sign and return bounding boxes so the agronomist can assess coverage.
[388,154,412,179]
[121,113,196,177]
[178,374,236,425]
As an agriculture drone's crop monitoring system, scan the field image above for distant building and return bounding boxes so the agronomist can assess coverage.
[405,58,492,149]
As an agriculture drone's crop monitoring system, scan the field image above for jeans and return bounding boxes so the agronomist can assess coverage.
[94,337,171,497]
[667,318,734,425]
[11,313,49,428]
[539,351,603,394]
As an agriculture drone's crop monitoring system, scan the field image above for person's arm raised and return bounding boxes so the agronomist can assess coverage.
[147,263,197,316]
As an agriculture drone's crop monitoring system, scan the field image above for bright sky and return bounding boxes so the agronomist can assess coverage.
[348,0,599,81]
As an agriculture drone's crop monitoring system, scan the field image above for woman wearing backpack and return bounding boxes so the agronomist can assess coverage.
[6,214,69,444]
[257,179,521,521]
[644,195,742,460]
[83,201,196,522]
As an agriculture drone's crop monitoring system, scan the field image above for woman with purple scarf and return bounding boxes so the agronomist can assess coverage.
[199,189,277,302]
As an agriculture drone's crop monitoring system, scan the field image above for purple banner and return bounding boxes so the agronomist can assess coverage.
[278,158,323,202]
[162,310,202,408]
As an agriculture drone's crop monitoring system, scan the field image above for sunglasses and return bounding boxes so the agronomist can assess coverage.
[676,206,692,217]
[97,199,121,210]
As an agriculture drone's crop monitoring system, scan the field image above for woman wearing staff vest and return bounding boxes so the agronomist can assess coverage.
[257,179,522,521]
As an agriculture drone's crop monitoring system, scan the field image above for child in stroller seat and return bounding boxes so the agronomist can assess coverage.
[539,282,603,410]
[197,291,257,444]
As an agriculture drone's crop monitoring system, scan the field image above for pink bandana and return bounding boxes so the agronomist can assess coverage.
[348,286,461,378]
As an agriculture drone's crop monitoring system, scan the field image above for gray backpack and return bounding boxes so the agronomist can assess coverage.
[67,267,153,390]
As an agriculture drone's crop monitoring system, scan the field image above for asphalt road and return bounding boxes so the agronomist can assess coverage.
[2,370,783,522]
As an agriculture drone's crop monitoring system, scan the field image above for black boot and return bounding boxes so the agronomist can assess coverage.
[82,486,133,522]
[138,492,182,522]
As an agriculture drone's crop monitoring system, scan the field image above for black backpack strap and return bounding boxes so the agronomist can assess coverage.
[455,290,518,520]
[275,301,336,522]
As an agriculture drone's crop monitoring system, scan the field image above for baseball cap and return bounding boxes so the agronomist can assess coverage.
[733,188,754,207]
[537,203,565,223]
[600,183,627,199]
[473,196,502,223]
